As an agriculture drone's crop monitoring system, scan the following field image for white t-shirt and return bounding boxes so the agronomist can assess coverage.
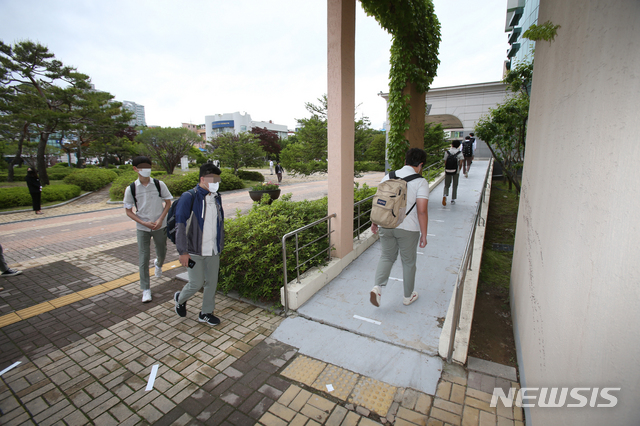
[200,192,219,256]
[379,165,430,233]
[123,179,173,232]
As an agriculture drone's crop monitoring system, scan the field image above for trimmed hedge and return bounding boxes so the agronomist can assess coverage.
[63,169,118,191]
[0,184,82,209]
[109,169,245,201]
[219,184,378,302]
[237,170,265,182]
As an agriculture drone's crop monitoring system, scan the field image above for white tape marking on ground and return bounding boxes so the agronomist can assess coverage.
[433,219,445,222]
[389,277,403,282]
[353,315,382,325]
[326,384,334,392]
[427,233,435,236]
[0,361,21,376]
[417,251,425,255]
[145,365,159,391]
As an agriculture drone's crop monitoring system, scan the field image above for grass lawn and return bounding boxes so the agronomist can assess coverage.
[468,178,520,367]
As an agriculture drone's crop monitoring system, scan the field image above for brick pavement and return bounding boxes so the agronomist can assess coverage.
[0,178,524,425]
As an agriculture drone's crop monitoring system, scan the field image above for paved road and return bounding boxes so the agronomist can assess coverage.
[0,169,524,426]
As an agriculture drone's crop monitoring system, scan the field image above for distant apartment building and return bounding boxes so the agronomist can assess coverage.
[505,0,539,71]
[122,101,147,127]
[182,123,207,149]
[204,112,288,141]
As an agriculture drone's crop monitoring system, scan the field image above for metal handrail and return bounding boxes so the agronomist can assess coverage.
[446,158,493,363]
[282,213,336,315]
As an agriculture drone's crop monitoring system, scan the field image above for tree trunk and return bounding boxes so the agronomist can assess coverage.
[37,132,50,186]
[403,79,426,150]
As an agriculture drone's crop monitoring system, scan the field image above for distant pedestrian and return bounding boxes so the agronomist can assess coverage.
[0,243,22,277]
[25,168,43,215]
[275,162,284,183]
[173,163,225,326]
[461,134,476,177]
[370,148,429,308]
[442,140,464,206]
[269,159,274,175]
[123,156,173,303]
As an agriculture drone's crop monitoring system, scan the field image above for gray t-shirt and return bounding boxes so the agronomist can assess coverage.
[123,179,173,232]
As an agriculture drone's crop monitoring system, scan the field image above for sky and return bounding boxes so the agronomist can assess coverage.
[0,0,509,131]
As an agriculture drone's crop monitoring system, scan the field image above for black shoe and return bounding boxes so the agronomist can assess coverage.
[174,292,186,317]
[1,269,22,277]
[198,312,220,326]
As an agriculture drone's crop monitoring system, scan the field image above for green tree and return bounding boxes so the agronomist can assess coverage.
[364,133,386,163]
[206,131,265,174]
[135,127,199,174]
[0,40,93,184]
[423,123,449,168]
[283,95,375,175]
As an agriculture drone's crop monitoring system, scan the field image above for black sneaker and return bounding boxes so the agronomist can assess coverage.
[1,269,22,277]
[174,292,186,317]
[198,312,220,326]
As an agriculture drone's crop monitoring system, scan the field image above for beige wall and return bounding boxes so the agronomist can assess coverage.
[511,0,640,424]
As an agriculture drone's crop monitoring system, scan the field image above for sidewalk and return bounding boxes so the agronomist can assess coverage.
[0,167,523,425]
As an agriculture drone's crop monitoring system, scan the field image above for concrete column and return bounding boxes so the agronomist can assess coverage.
[327,0,355,259]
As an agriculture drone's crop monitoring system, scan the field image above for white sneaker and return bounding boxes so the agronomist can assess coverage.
[142,289,152,303]
[154,259,162,278]
[370,286,381,307]
[403,291,419,306]
[451,200,456,205]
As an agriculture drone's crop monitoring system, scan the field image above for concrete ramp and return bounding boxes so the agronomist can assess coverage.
[271,160,490,394]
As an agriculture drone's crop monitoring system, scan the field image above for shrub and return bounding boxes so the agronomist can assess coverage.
[0,184,81,209]
[63,169,118,191]
[219,194,329,301]
[237,170,264,182]
[109,171,140,201]
[162,172,200,197]
[218,183,377,302]
[42,184,82,202]
[0,187,32,209]
[47,167,76,181]
[220,169,244,191]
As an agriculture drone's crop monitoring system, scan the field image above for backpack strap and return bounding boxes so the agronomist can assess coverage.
[131,178,163,210]
[389,172,422,215]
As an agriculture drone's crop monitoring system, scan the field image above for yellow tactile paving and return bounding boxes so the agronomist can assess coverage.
[349,376,397,416]
[281,354,327,386]
[0,312,21,328]
[16,302,56,319]
[311,363,359,401]
[0,260,184,329]
[49,293,84,308]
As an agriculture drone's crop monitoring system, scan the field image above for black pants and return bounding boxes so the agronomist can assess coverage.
[30,191,41,212]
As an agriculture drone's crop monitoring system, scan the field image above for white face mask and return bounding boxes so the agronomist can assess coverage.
[208,182,219,193]
[138,169,152,178]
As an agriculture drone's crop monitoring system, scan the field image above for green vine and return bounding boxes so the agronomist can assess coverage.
[360,0,441,169]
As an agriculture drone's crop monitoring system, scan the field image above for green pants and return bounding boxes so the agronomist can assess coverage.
[136,228,167,290]
[374,227,421,297]
[178,254,220,314]
[443,173,460,199]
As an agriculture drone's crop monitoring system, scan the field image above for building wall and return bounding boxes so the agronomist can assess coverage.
[510,1,640,424]
[204,112,288,141]
[122,101,146,127]
[425,82,510,159]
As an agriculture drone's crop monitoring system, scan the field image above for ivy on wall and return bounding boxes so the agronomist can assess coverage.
[360,0,441,169]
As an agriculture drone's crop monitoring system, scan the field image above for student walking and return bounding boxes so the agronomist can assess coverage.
[269,159,274,175]
[123,156,172,303]
[442,140,464,206]
[461,134,476,177]
[0,243,22,277]
[275,162,284,183]
[370,148,429,307]
[173,163,225,326]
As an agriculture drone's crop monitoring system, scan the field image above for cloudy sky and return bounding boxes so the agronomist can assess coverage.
[0,0,508,131]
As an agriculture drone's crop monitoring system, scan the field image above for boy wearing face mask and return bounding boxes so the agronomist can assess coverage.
[173,163,225,326]
[123,156,173,303]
